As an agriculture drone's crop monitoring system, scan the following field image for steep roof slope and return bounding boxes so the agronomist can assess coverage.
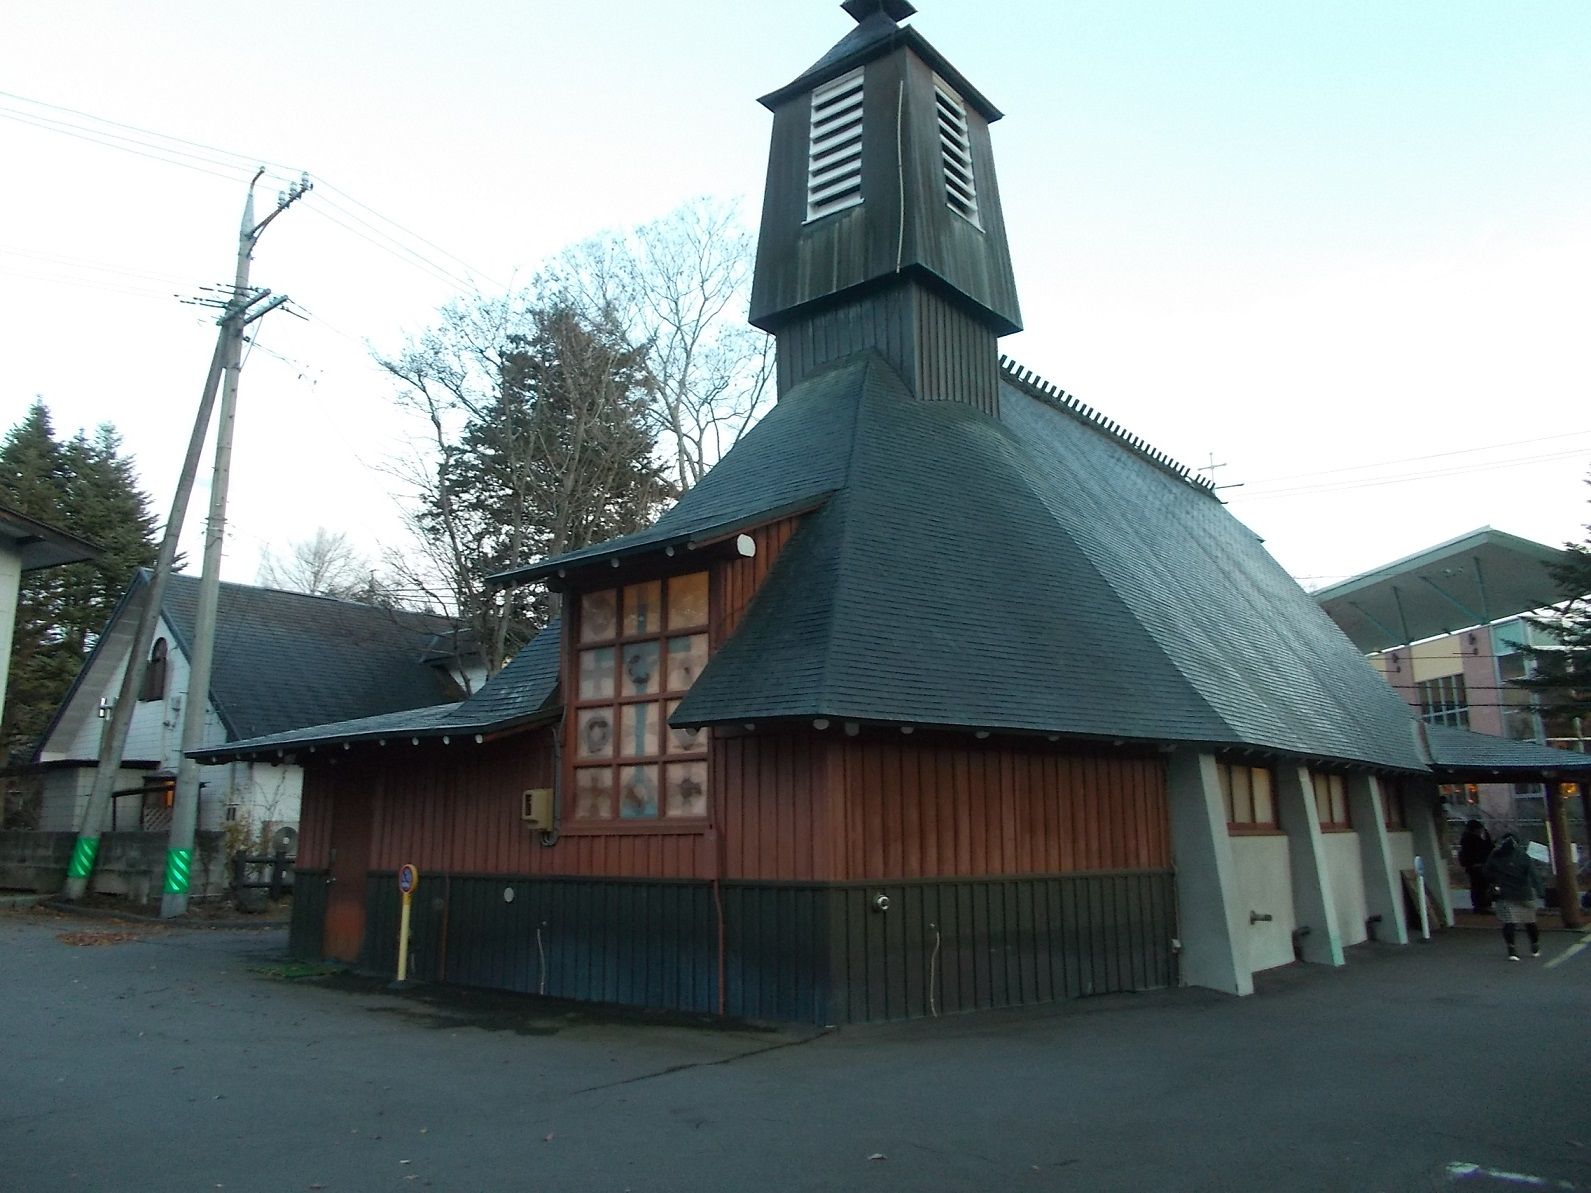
[158,573,468,740]
[492,361,860,588]
[661,351,1425,770]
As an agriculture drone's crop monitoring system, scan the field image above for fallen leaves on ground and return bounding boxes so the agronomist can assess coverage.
[56,929,158,946]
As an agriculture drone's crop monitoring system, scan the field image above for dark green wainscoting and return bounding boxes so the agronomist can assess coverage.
[289,870,327,960]
[338,870,1175,1024]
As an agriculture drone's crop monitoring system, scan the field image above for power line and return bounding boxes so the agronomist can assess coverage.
[301,201,479,294]
[0,265,185,304]
[315,179,505,291]
[0,244,198,287]
[1233,447,1590,502]
[1240,428,1591,488]
[0,104,288,187]
[0,89,502,297]
[0,87,292,173]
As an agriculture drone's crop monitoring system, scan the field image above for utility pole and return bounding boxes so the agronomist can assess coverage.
[62,339,228,900]
[161,170,309,918]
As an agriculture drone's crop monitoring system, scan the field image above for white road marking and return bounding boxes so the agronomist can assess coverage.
[1544,934,1591,971]
[1446,1161,1576,1188]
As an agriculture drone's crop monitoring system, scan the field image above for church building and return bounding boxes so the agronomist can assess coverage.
[199,2,1589,1021]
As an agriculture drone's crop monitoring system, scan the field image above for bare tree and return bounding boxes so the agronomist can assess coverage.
[547,197,775,491]
[257,528,369,598]
[375,295,671,672]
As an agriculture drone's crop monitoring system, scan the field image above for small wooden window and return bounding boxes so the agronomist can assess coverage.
[934,77,980,227]
[1382,781,1408,831]
[570,573,710,824]
[806,69,865,221]
[1218,760,1278,833]
[139,637,168,702]
[1311,771,1351,831]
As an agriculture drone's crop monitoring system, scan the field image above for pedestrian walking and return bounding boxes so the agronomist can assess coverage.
[1457,819,1495,913]
[1481,833,1545,961]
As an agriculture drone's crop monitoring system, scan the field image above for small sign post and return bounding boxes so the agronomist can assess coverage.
[396,864,420,983]
[1419,858,1431,941]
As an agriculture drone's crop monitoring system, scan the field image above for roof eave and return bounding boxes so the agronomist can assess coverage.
[487,497,832,591]
[191,706,562,765]
[758,25,1001,122]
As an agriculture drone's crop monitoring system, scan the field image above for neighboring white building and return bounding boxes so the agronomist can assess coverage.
[34,570,483,842]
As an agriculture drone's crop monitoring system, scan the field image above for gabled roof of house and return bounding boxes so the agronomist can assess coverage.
[159,574,470,741]
[37,570,475,759]
[192,619,563,761]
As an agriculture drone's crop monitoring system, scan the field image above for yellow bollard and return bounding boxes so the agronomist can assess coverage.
[396,864,420,983]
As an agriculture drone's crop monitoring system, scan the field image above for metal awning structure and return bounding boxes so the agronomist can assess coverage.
[1313,528,1570,653]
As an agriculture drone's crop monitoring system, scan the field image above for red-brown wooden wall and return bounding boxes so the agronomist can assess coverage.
[296,511,1170,890]
[299,726,1168,885]
[833,737,1169,880]
[713,515,799,643]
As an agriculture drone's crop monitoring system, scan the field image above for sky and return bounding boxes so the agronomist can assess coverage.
[2,0,1588,598]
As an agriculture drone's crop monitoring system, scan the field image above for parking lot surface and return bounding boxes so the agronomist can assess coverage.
[2,906,1587,1192]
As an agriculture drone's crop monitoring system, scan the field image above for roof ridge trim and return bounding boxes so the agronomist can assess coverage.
[997,357,1217,498]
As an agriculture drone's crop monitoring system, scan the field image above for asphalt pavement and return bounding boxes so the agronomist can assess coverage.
[2,905,1587,1193]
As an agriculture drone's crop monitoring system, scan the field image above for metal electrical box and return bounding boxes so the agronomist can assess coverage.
[521,788,553,828]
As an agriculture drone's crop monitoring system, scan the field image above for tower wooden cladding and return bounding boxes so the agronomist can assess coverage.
[749,0,1022,410]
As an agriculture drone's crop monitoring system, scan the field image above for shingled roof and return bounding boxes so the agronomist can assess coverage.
[151,573,473,741]
[193,618,562,761]
[502,349,1428,772]
[1422,724,1591,776]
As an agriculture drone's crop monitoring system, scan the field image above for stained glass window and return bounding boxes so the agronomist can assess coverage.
[570,573,711,824]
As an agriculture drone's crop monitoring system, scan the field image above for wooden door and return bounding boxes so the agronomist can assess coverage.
[323,786,373,963]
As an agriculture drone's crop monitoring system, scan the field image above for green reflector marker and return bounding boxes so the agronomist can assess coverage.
[68,837,100,879]
[163,848,193,894]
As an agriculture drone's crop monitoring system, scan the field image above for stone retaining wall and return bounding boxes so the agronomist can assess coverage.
[0,830,228,899]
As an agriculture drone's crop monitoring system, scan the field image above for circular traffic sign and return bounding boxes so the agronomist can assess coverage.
[397,864,419,895]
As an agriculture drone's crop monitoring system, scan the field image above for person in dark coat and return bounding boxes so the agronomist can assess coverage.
[1481,833,1546,960]
[1457,819,1495,913]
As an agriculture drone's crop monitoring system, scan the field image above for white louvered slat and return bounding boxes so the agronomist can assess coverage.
[807,69,864,221]
[934,78,980,227]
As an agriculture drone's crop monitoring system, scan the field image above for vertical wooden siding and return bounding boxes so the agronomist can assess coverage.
[296,781,332,869]
[301,730,708,881]
[713,516,799,644]
[837,737,1170,880]
[714,730,834,882]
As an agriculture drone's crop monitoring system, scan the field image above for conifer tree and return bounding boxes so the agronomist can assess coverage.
[380,297,672,669]
[1515,473,1591,743]
[0,402,158,782]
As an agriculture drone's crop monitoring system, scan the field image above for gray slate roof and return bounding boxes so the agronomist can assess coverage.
[1423,724,1591,774]
[193,619,562,760]
[156,572,468,740]
[654,351,1426,770]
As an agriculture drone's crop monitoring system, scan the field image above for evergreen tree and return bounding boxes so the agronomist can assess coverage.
[1515,473,1591,741]
[384,298,672,669]
[0,403,159,776]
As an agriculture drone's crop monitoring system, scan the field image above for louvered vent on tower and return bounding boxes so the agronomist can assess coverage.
[935,77,980,227]
[806,68,865,221]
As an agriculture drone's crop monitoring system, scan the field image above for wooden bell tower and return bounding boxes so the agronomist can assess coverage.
[749,0,1023,413]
